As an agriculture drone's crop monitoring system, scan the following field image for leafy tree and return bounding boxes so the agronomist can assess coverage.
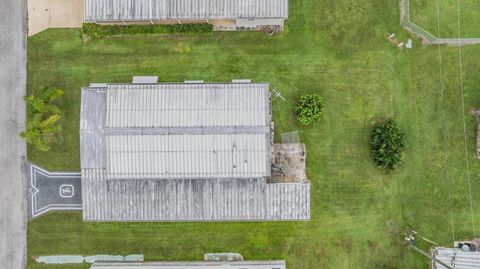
[370,119,405,170]
[22,86,64,152]
[294,94,325,125]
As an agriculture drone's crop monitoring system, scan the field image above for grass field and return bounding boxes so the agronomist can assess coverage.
[27,0,480,268]
[410,0,480,38]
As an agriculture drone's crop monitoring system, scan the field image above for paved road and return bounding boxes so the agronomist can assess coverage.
[0,0,27,267]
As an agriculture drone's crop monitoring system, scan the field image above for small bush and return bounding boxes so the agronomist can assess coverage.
[82,23,213,38]
[370,119,405,170]
[294,94,325,125]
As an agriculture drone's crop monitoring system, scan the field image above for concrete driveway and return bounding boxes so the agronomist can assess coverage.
[28,0,83,36]
[27,164,82,218]
[0,0,27,267]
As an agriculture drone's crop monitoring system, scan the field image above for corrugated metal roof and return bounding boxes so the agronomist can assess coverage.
[80,89,106,169]
[82,169,310,221]
[80,81,310,221]
[84,0,288,22]
[432,248,480,269]
[105,133,269,179]
[90,261,286,269]
[105,84,269,128]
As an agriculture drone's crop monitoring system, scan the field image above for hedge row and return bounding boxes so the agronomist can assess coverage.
[82,23,213,38]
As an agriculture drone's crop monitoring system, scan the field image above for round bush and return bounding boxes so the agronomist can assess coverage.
[294,94,325,125]
[370,119,405,170]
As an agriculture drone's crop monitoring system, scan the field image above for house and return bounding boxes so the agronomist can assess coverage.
[80,80,310,221]
[431,240,480,269]
[90,261,286,269]
[83,0,288,31]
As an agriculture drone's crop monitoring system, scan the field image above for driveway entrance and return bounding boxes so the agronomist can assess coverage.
[27,164,82,219]
[28,0,83,36]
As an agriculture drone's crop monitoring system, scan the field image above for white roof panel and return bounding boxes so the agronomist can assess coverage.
[105,83,269,128]
[105,133,269,179]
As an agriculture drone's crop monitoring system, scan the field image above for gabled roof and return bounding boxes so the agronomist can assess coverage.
[80,82,310,222]
[84,0,289,22]
[80,83,271,179]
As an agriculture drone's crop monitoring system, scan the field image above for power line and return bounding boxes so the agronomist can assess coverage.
[435,0,456,244]
[455,0,477,239]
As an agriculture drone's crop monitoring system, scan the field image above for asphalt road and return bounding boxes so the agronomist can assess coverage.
[0,0,27,267]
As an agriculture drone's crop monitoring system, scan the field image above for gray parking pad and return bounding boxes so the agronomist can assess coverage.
[27,164,82,219]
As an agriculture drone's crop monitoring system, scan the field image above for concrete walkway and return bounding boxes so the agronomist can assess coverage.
[0,0,27,267]
[27,164,82,219]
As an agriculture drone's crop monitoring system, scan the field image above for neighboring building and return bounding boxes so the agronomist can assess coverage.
[84,0,288,30]
[432,240,480,269]
[90,261,286,269]
[80,80,310,222]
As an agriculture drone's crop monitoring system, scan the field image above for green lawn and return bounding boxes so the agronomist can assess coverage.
[27,0,480,268]
[410,0,480,38]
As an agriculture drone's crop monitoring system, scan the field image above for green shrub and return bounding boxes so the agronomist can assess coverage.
[370,119,405,170]
[294,94,325,125]
[21,86,64,152]
[82,23,213,38]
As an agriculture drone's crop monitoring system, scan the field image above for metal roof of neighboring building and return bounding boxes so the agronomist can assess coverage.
[84,0,288,22]
[432,248,480,269]
[90,261,286,269]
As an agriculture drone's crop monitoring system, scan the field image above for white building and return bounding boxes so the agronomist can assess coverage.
[84,0,288,30]
[80,80,310,222]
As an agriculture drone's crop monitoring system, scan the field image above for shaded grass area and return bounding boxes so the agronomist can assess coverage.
[410,0,480,38]
[27,0,480,268]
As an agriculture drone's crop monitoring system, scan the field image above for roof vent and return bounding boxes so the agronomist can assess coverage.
[232,79,251,83]
[132,76,159,84]
[184,80,204,84]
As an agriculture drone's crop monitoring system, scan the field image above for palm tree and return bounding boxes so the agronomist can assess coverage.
[24,86,64,114]
[21,86,64,152]
[21,114,61,152]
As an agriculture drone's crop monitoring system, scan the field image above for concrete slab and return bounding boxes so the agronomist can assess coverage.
[27,164,82,218]
[28,0,83,36]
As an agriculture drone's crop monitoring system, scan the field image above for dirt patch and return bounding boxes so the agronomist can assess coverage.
[270,143,307,183]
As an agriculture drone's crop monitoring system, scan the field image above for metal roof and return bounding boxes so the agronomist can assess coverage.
[80,88,106,169]
[83,83,272,179]
[432,248,480,269]
[105,84,270,128]
[90,261,286,269]
[82,169,310,221]
[105,133,269,179]
[84,0,288,22]
[80,82,310,221]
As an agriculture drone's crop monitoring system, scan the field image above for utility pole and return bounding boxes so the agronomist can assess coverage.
[404,228,453,269]
[406,243,454,269]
